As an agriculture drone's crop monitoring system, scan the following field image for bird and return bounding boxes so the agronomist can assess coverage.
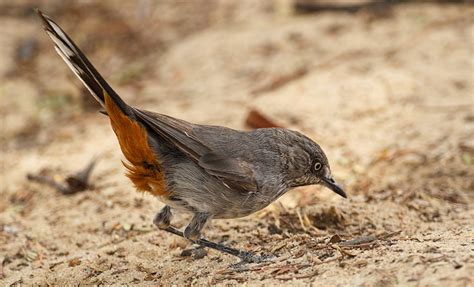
[37,10,347,262]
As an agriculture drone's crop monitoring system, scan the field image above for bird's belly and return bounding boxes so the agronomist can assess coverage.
[213,192,273,219]
[168,185,273,219]
[162,159,275,219]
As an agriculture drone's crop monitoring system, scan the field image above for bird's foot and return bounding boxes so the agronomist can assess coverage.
[163,226,275,263]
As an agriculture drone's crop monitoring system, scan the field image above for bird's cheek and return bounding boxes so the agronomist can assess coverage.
[323,167,331,178]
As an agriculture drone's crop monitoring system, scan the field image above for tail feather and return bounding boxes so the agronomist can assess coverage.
[37,9,129,113]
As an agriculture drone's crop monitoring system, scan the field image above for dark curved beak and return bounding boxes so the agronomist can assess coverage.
[321,177,347,198]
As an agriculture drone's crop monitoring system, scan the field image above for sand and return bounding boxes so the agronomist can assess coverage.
[1,1,473,286]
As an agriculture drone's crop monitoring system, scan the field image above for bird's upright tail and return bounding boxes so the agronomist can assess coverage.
[36,9,129,113]
[37,10,169,197]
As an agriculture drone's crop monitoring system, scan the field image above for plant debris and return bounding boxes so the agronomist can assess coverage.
[1,2,472,286]
[180,247,208,260]
[245,109,282,129]
[338,235,377,247]
[26,157,99,195]
[251,67,308,95]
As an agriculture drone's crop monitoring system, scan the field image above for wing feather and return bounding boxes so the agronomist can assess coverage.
[134,110,258,192]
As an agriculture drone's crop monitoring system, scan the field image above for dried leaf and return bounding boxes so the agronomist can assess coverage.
[329,234,342,244]
[245,109,281,129]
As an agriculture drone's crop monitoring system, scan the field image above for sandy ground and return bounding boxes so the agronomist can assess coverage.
[1,1,473,286]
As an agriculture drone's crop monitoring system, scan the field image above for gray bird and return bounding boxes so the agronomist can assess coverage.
[37,10,346,262]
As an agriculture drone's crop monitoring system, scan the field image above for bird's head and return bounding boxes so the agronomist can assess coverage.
[283,131,347,198]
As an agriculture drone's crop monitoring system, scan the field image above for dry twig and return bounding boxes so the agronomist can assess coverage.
[27,157,99,195]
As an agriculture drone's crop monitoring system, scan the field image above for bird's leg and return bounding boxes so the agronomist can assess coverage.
[163,226,261,263]
[161,212,265,263]
[153,205,172,229]
[183,212,210,241]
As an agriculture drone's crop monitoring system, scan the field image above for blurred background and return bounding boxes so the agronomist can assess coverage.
[0,0,473,285]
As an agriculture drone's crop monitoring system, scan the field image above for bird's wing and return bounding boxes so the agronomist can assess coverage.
[134,109,259,192]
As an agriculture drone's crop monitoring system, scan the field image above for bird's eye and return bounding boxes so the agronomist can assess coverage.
[313,161,322,171]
